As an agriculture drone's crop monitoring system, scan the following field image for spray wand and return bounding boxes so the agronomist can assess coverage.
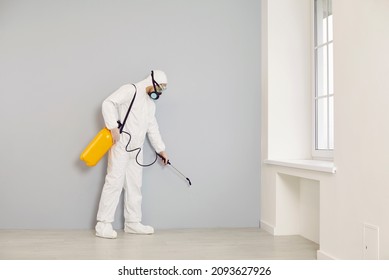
[157,154,192,186]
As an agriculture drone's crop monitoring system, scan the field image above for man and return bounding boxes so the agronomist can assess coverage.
[95,70,168,239]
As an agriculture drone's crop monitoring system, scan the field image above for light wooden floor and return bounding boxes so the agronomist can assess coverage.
[0,228,319,260]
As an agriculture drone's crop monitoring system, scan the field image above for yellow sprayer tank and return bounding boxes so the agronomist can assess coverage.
[80,128,113,166]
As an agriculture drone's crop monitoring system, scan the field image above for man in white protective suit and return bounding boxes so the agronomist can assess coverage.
[95,70,169,239]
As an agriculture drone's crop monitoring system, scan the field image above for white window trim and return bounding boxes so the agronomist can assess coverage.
[264,159,336,174]
[312,0,334,160]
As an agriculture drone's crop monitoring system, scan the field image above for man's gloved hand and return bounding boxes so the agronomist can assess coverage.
[158,151,169,165]
[110,128,120,144]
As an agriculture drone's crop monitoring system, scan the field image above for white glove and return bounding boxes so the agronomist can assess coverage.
[110,128,120,144]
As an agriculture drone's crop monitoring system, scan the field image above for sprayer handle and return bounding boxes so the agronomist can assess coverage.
[157,153,170,165]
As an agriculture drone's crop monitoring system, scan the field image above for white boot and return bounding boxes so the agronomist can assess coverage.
[95,222,117,239]
[124,222,154,235]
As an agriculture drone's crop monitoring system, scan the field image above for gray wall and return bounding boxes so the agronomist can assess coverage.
[0,0,261,229]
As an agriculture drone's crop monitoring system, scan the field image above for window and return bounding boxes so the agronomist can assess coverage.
[314,0,333,157]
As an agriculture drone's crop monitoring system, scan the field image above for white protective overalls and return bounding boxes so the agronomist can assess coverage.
[95,70,167,238]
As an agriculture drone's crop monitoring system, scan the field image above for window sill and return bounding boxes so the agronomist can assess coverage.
[264,159,336,174]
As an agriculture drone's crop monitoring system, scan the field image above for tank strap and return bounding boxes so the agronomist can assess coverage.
[118,84,137,134]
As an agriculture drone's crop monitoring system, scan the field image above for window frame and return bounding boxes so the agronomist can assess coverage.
[312,0,334,160]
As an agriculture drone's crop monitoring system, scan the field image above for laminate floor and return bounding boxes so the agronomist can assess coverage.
[0,228,319,260]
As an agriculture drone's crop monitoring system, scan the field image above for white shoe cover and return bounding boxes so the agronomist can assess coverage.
[124,222,154,235]
[95,222,117,239]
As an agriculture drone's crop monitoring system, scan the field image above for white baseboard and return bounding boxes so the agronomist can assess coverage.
[260,220,275,235]
[317,250,336,260]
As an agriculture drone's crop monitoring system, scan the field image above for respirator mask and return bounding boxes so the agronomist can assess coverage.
[148,70,167,100]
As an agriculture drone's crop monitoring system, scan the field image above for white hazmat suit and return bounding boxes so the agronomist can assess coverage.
[95,70,167,239]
